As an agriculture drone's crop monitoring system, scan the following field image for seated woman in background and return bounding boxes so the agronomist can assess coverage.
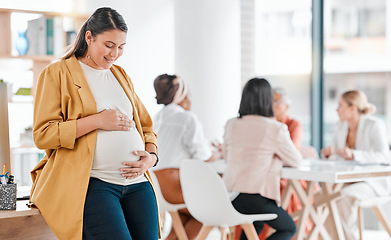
[273,87,302,149]
[321,90,391,239]
[223,78,301,240]
[257,87,310,240]
[152,74,221,240]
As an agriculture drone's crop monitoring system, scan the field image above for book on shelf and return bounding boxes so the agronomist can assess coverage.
[26,16,47,56]
[46,18,53,55]
[26,16,65,57]
[53,17,64,57]
[27,17,47,56]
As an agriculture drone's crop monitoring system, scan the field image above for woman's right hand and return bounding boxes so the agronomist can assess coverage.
[320,146,333,159]
[97,109,134,131]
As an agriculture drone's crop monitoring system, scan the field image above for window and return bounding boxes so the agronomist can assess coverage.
[246,0,312,146]
[323,0,390,145]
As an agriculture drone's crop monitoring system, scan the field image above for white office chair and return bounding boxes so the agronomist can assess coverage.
[149,171,188,240]
[180,160,277,240]
[357,196,391,240]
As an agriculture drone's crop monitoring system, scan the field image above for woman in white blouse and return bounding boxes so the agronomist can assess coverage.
[152,74,221,240]
[321,90,391,239]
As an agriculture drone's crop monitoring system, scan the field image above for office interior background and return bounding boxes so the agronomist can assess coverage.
[1,0,391,234]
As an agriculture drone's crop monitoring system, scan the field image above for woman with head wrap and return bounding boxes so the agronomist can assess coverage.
[152,74,221,240]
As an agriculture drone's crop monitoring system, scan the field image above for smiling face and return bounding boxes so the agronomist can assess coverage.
[85,29,127,70]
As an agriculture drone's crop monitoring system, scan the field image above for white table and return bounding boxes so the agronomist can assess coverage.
[280,159,391,240]
[209,159,391,240]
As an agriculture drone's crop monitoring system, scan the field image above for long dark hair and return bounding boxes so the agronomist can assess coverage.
[62,7,128,59]
[238,78,274,118]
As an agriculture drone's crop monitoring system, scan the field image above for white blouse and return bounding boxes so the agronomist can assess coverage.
[329,115,391,196]
[153,103,212,170]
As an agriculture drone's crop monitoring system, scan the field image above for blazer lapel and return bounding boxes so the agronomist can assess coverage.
[65,56,98,156]
[355,115,365,149]
[110,67,143,139]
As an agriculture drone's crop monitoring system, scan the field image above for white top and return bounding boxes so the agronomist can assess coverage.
[328,115,391,196]
[153,103,212,170]
[79,61,147,185]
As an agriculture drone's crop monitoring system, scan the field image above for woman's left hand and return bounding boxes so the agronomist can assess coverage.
[336,147,354,160]
[120,151,157,179]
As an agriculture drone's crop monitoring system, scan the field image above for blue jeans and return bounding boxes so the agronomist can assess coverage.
[232,193,296,240]
[83,178,159,240]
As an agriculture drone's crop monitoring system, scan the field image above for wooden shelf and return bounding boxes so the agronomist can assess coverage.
[0,8,89,99]
[0,54,56,62]
[0,8,88,20]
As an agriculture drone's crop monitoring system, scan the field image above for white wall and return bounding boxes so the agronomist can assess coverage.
[83,0,175,116]
[0,0,73,12]
[174,0,241,141]
[84,0,241,141]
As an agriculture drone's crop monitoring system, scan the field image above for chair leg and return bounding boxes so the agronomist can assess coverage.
[228,226,236,240]
[372,206,391,237]
[196,225,214,240]
[241,223,258,240]
[358,206,364,240]
[169,211,188,240]
[219,227,228,240]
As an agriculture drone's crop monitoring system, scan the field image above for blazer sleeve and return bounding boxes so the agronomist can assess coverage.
[352,120,390,164]
[33,64,77,150]
[114,66,157,147]
[132,90,157,147]
[276,125,302,167]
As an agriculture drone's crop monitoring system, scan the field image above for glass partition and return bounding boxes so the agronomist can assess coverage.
[254,0,312,146]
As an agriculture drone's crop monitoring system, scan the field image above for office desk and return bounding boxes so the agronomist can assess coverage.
[281,159,391,240]
[0,200,57,239]
[209,159,391,240]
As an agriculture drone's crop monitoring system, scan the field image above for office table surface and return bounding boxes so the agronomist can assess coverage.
[0,200,38,219]
[209,158,391,182]
[281,159,391,183]
[208,158,391,240]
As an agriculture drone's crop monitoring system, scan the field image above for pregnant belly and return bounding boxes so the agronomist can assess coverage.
[92,129,145,173]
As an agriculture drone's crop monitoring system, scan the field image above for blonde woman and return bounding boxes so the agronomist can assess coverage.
[321,90,391,239]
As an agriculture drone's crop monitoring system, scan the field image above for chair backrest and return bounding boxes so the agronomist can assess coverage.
[180,159,245,226]
[149,170,186,212]
[300,146,319,159]
[359,195,391,208]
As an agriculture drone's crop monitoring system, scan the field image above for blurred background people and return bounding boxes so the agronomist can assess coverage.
[273,87,302,150]
[223,78,301,240]
[258,87,311,239]
[152,74,221,240]
[321,90,391,239]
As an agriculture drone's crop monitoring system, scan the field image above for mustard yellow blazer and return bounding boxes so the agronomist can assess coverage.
[30,55,159,240]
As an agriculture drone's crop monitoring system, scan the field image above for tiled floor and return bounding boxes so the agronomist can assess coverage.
[204,227,391,240]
